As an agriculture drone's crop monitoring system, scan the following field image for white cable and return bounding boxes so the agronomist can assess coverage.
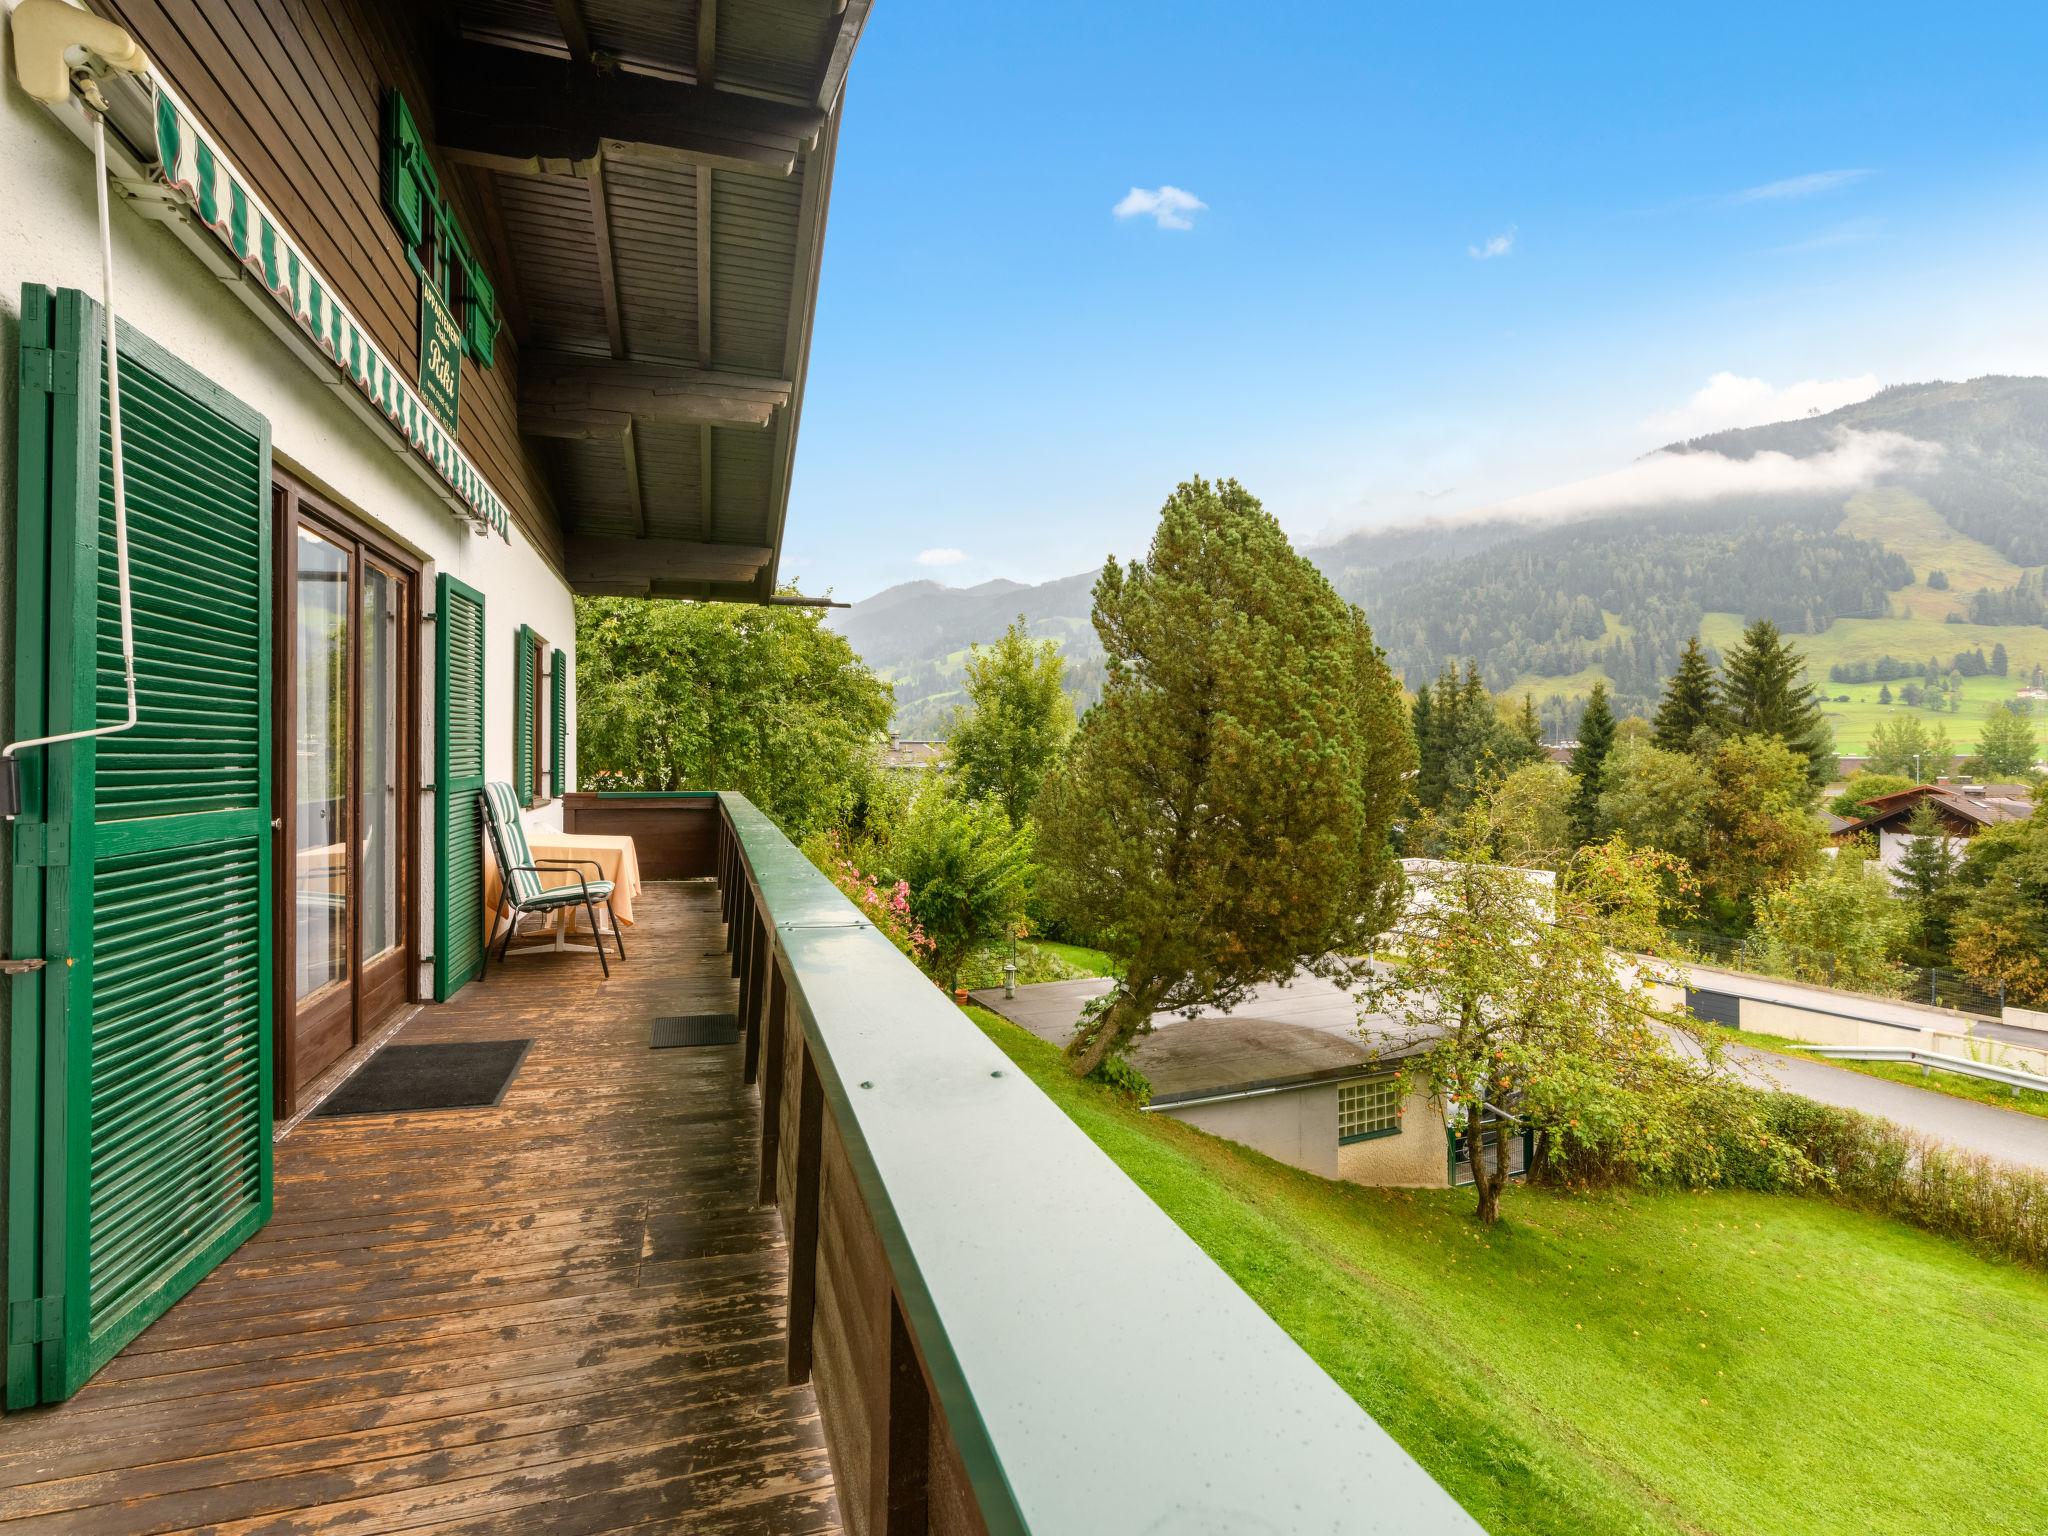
[4,106,140,773]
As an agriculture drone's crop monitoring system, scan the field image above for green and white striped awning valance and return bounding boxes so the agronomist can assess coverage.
[147,81,511,544]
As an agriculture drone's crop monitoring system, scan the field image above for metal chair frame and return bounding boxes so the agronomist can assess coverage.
[479,789,626,979]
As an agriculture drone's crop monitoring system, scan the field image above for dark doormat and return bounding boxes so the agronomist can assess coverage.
[652,1013,739,1049]
[314,1039,533,1117]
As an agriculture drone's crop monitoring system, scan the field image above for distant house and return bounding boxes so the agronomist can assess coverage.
[1833,779,2035,873]
[2017,686,2048,703]
[971,974,1527,1190]
[879,737,946,772]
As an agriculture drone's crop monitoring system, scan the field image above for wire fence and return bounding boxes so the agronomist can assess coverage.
[1663,928,2008,1019]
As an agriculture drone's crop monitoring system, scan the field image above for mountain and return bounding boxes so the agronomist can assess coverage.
[831,377,2048,746]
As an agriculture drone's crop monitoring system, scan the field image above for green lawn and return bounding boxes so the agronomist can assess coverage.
[1710,1023,2048,1122]
[968,1005,2048,1535]
[1033,940,1117,977]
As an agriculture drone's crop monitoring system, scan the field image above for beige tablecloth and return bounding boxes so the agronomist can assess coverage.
[484,830,644,942]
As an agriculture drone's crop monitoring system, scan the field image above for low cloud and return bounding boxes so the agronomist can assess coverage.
[1731,169,1872,203]
[1645,371,1882,440]
[916,547,969,567]
[1468,226,1516,260]
[1113,185,1207,231]
[1470,429,1941,524]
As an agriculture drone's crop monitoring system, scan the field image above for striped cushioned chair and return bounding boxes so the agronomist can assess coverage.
[480,781,625,977]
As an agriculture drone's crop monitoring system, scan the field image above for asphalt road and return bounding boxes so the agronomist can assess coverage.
[1716,1043,2048,1173]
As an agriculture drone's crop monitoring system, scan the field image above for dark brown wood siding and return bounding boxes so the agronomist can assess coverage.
[92,0,565,566]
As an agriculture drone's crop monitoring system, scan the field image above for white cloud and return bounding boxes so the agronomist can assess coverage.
[1731,169,1872,203]
[1468,226,1516,260]
[1113,185,1207,231]
[1469,429,1941,524]
[1645,371,1882,440]
[915,547,969,567]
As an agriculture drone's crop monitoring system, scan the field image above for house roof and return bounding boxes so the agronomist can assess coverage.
[448,1,874,602]
[969,975,1429,1105]
[880,739,946,771]
[1834,782,2035,838]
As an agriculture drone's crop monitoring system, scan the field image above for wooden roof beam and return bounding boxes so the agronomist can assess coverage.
[584,159,627,358]
[816,0,875,111]
[697,0,717,88]
[435,38,819,178]
[521,352,792,434]
[552,0,593,64]
[568,537,772,591]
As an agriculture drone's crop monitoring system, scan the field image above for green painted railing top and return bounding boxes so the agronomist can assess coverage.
[715,792,1479,1536]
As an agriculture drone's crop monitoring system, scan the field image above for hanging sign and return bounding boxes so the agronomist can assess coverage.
[418,277,462,435]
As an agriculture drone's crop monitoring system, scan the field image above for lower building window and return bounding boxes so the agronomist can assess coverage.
[1338,1078,1402,1143]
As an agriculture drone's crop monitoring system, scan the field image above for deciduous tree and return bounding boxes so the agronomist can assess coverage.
[946,616,1075,826]
[1699,734,1824,926]
[1037,477,1413,1077]
[575,593,892,839]
[1597,738,1712,866]
[1969,704,2040,780]
[887,781,1035,993]
[1363,808,1742,1225]
[1751,842,1907,991]
[1864,714,1952,779]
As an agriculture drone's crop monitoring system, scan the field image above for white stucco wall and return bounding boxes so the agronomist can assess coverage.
[0,56,576,988]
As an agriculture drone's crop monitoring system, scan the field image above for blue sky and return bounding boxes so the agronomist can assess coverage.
[782,2,2048,601]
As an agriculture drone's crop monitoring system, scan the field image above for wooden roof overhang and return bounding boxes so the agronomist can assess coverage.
[443,0,871,602]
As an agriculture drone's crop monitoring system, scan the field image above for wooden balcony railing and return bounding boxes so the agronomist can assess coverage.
[561,791,1477,1534]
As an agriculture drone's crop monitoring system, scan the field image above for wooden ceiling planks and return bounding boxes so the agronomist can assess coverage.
[451,0,871,598]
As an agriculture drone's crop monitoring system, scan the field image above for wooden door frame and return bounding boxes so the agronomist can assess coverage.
[271,473,423,1117]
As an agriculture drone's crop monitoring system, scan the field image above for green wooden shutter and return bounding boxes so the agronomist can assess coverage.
[550,649,569,796]
[513,623,536,808]
[435,575,487,1001]
[7,286,274,1405]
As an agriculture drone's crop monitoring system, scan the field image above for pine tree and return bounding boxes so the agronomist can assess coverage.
[1992,642,2009,677]
[1896,801,1961,967]
[1515,694,1544,754]
[1878,683,1893,705]
[1036,477,1414,1077]
[1652,636,1720,753]
[1720,618,1835,794]
[1568,682,1615,845]
[1411,667,1450,812]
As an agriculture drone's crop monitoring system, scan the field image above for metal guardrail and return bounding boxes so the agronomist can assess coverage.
[1805,1046,2048,1094]
[634,792,1480,1534]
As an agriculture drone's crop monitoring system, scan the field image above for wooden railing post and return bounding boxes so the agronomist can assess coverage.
[787,1047,823,1385]
[758,967,787,1206]
[743,913,769,1085]
[881,1296,932,1536]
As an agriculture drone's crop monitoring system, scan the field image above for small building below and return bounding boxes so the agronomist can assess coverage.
[970,974,1520,1190]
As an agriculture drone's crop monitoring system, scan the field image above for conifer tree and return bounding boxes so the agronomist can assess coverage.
[1568,682,1616,845]
[1896,802,1961,966]
[1514,694,1544,754]
[1652,636,1720,753]
[1719,619,1834,794]
[1037,477,1414,1078]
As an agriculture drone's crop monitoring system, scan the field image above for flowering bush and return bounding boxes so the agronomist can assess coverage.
[804,832,933,966]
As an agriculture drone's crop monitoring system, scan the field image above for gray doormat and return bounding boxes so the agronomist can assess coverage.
[314,1039,533,1117]
[652,1013,739,1048]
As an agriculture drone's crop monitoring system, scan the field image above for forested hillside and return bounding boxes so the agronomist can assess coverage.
[833,376,2048,744]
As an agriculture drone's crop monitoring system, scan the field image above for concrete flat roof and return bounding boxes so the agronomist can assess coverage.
[969,972,1425,1104]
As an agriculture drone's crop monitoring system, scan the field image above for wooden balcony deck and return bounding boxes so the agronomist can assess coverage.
[0,882,837,1534]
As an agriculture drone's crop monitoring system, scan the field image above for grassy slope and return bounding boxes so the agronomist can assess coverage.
[967,1005,2048,1536]
[1033,940,1116,977]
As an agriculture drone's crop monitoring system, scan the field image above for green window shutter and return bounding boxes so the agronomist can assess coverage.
[461,254,497,367]
[380,92,433,252]
[435,575,487,1001]
[513,624,536,808]
[550,649,569,796]
[7,286,275,1406]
